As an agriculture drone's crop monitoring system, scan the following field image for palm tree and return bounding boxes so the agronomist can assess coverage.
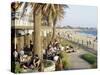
[11,2,44,71]
[33,4,42,58]
[42,4,68,41]
[52,5,68,41]
[11,2,22,12]
[11,2,68,72]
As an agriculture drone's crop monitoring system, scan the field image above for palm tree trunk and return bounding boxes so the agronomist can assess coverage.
[52,17,57,41]
[24,34,27,47]
[33,10,42,58]
[24,30,28,47]
[52,24,56,40]
[48,12,53,42]
[24,30,30,48]
[16,36,24,51]
[33,9,44,72]
[48,12,53,27]
[27,34,30,47]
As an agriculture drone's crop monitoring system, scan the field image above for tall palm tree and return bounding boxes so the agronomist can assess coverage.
[11,2,68,71]
[11,2,44,71]
[33,4,42,58]
[51,5,65,40]
[42,4,68,41]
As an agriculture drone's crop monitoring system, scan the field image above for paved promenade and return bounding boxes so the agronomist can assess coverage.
[67,49,92,70]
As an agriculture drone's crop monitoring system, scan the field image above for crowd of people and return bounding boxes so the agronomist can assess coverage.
[13,40,41,70]
[13,38,75,71]
[45,39,64,60]
[45,39,71,71]
[65,45,75,53]
[45,39,75,60]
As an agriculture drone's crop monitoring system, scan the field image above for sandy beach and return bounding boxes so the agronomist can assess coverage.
[56,28,97,51]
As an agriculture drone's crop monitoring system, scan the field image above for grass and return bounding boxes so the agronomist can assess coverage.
[59,51,69,70]
[60,38,78,49]
[81,53,97,68]
[61,38,72,46]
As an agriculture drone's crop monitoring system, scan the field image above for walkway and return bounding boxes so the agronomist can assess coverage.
[67,49,92,70]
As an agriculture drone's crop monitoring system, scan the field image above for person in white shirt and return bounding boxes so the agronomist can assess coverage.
[53,54,59,62]
[60,46,64,51]
[19,48,24,56]
[13,50,18,59]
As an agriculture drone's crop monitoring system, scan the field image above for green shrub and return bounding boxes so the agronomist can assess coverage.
[59,51,69,70]
[62,59,69,70]
[15,62,22,73]
[61,39,69,46]
[81,53,97,64]
[61,38,75,48]
[59,51,66,58]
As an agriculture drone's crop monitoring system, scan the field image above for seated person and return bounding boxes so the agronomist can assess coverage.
[20,54,33,69]
[26,54,33,69]
[48,41,53,48]
[60,45,64,51]
[19,48,24,57]
[20,55,28,63]
[33,55,41,68]
[24,45,31,55]
[53,54,59,62]
[70,45,75,52]
[30,40,33,51]
[53,39,59,46]
[65,45,70,50]
[20,55,28,69]
[56,43,62,51]
[69,45,73,49]
[13,50,18,61]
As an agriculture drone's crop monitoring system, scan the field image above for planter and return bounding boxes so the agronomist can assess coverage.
[44,60,55,72]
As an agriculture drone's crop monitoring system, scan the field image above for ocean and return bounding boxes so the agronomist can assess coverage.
[78,29,97,37]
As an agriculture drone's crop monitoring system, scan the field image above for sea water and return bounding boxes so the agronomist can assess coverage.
[78,29,97,37]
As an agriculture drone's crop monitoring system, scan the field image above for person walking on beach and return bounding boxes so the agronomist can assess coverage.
[87,41,89,46]
[89,40,91,45]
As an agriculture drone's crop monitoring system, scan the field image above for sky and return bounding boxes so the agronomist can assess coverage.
[16,4,98,28]
[57,5,98,28]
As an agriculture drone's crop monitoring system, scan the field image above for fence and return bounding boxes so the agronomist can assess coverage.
[68,37,97,50]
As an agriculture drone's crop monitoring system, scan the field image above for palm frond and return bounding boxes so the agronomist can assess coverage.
[11,2,23,12]
[43,4,50,13]
[51,4,56,14]
[20,2,29,18]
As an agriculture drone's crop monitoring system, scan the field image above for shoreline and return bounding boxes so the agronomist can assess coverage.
[56,29,97,50]
[56,28,97,39]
